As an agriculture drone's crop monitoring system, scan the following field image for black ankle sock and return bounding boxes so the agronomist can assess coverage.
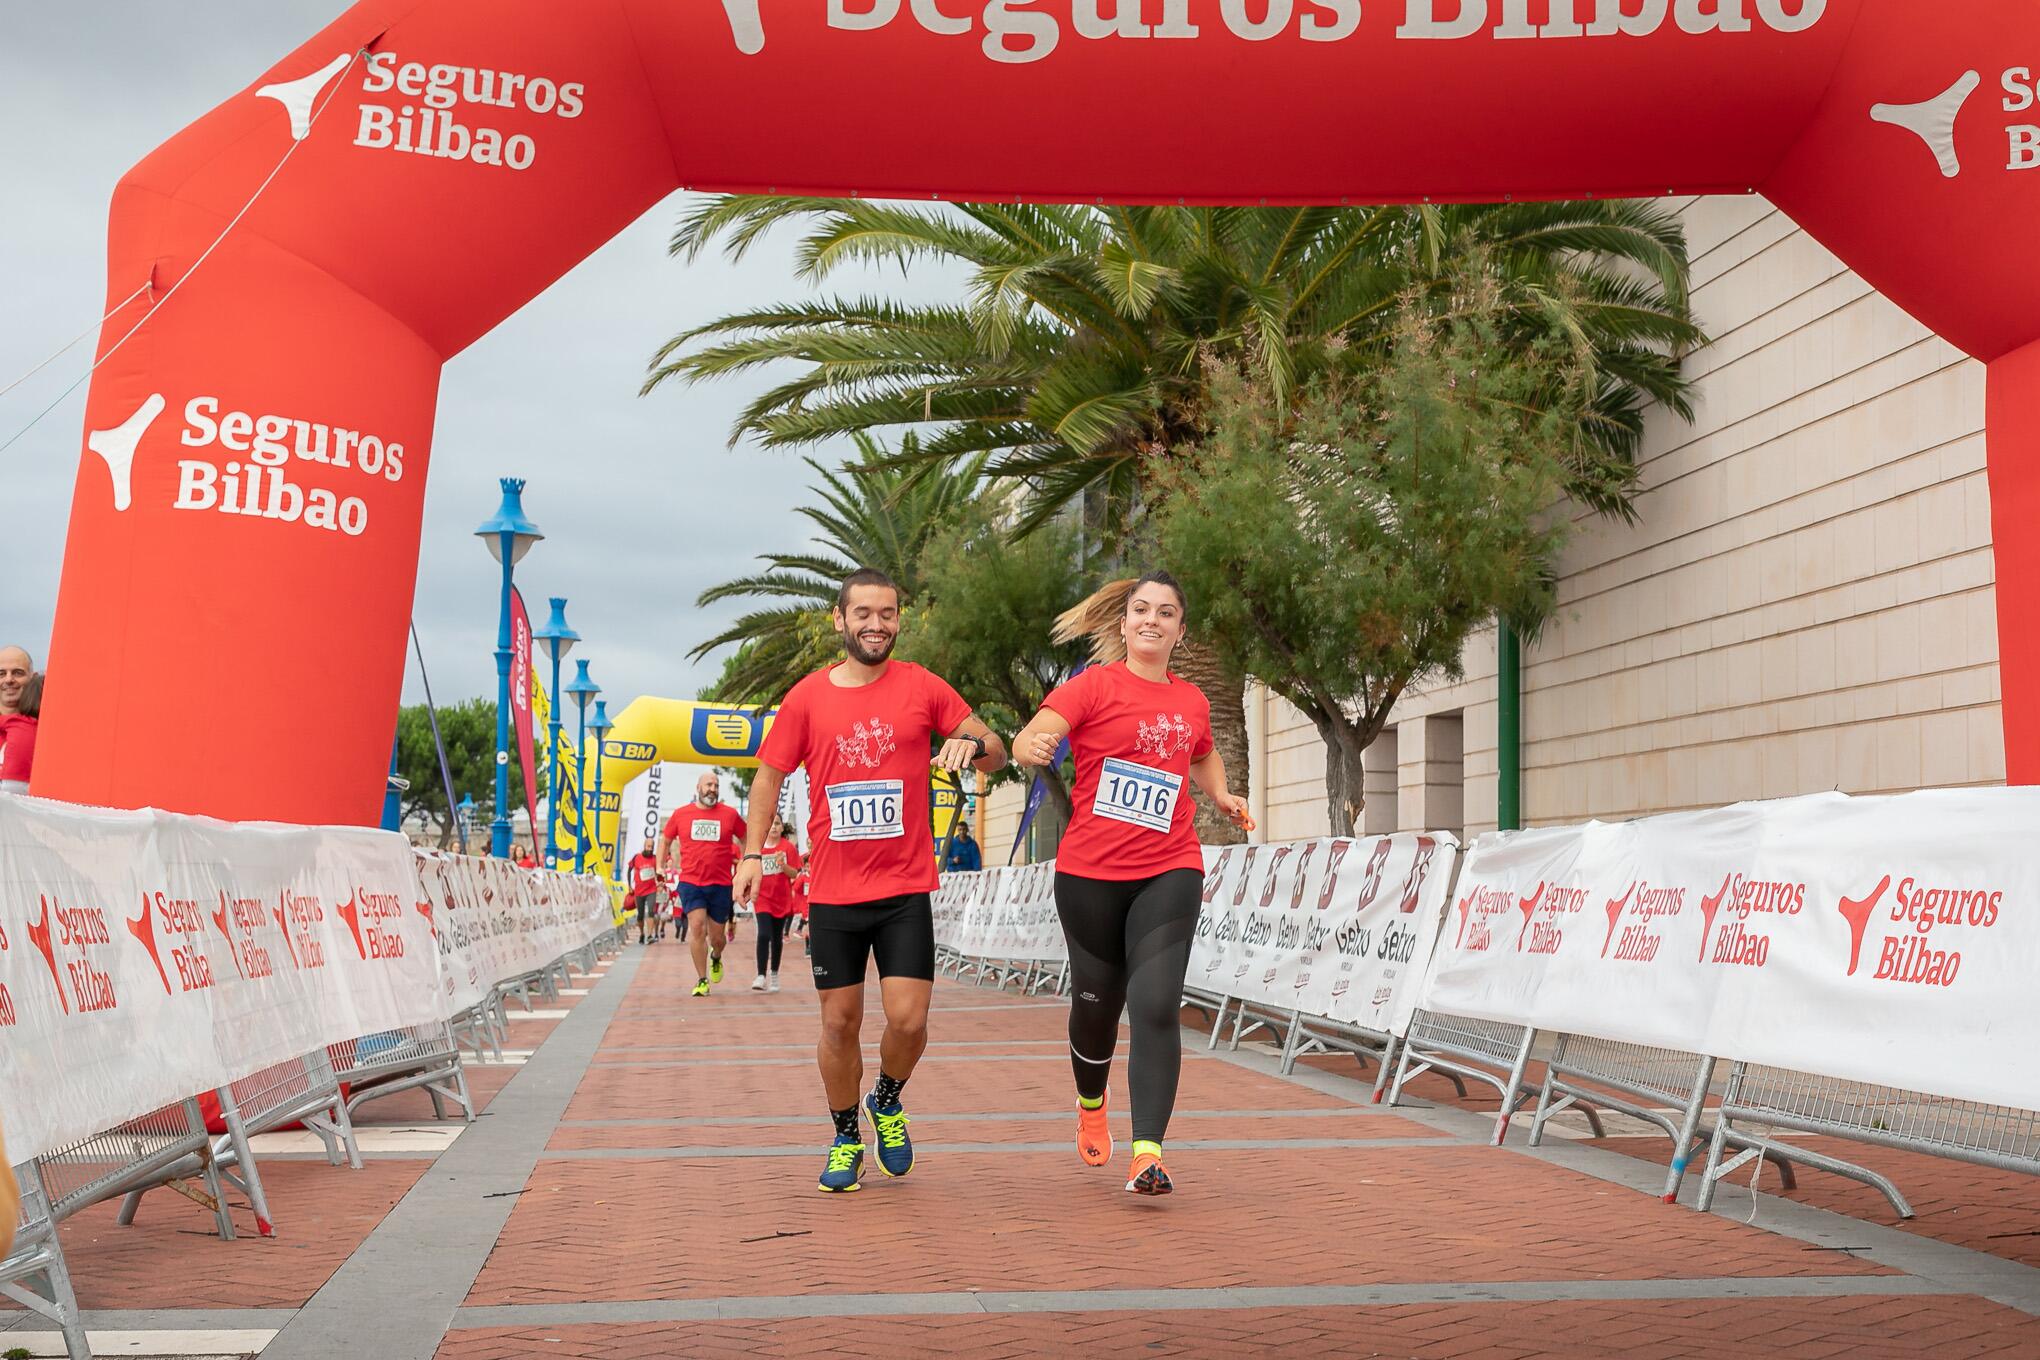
[870,1071,907,1111]
[832,1106,861,1141]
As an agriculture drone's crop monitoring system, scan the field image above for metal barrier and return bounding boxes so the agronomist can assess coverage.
[1280,1012,1410,1103]
[1692,1062,2040,1219]
[1386,1010,1591,1146]
[118,1049,362,1238]
[329,1020,475,1124]
[1,1162,89,1360]
[36,1098,236,1239]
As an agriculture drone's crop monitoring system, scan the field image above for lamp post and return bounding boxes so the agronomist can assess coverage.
[456,793,476,856]
[475,479,543,859]
[564,660,600,874]
[590,699,613,880]
[532,597,579,869]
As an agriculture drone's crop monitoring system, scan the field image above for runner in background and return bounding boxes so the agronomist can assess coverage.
[1013,571,1251,1197]
[660,770,745,996]
[626,836,662,945]
[736,567,1007,1193]
[751,819,802,991]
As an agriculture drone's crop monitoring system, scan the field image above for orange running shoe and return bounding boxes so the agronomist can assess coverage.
[1077,1093,1112,1167]
[1126,1150,1173,1196]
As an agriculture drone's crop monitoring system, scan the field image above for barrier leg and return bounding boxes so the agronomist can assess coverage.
[217,1085,276,1237]
[1490,1030,1536,1147]
[1695,1062,1745,1213]
[1207,996,1231,1051]
[1279,1010,1305,1076]
[1370,1035,1399,1103]
[1527,1037,1567,1148]
[1664,1055,1717,1204]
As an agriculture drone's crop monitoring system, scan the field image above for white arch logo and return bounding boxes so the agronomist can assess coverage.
[88,393,166,513]
[1871,70,1981,179]
[721,0,765,54]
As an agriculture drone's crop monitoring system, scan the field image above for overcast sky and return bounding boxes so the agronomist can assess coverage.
[0,3,958,713]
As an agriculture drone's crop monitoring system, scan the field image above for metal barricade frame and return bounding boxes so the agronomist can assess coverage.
[1386,1009,1566,1146]
[36,1097,236,1239]
[1,1161,90,1360]
[329,1020,475,1124]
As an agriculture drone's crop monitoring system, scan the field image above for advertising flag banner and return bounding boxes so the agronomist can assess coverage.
[1415,789,2040,1114]
[510,588,542,847]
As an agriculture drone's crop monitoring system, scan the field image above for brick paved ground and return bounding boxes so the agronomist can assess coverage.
[8,943,2040,1358]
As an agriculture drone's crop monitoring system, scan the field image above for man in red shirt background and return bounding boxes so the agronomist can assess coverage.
[626,836,664,944]
[738,568,1006,1193]
[660,769,745,996]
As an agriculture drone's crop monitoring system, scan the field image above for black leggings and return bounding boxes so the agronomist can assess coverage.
[755,912,789,974]
[1054,869,1203,1145]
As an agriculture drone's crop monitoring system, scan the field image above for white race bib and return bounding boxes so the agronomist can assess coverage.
[827,779,905,842]
[1094,757,1182,833]
[690,818,722,842]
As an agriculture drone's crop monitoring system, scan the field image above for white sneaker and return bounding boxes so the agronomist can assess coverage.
[751,975,767,991]
[768,974,781,993]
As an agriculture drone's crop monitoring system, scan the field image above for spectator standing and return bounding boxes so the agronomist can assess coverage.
[1,667,41,795]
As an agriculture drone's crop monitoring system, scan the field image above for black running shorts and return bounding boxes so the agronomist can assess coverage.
[807,894,936,991]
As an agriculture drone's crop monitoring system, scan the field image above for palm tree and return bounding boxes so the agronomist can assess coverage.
[650,199,1702,837]
[692,433,983,706]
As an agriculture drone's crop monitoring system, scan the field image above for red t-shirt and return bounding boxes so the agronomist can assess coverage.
[1041,661,1214,881]
[755,841,803,918]
[664,802,745,886]
[626,851,661,901]
[0,715,37,785]
[759,660,972,905]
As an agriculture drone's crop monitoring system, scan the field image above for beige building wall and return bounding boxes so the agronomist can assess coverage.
[1251,194,2000,843]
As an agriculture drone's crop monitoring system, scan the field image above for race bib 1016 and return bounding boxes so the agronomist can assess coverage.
[827,779,905,842]
[1094,757,1182,833]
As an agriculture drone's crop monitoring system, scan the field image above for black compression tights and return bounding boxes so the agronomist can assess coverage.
[1053,869,1203,1145]
[755,912,788,975]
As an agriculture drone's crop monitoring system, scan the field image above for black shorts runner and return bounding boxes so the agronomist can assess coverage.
[807,894,935,990]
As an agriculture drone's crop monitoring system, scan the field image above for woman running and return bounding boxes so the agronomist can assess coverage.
[1013,572,1251,1196]
[751,820,802,992]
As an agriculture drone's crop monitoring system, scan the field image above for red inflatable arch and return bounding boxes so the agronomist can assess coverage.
[36,0,2040,824]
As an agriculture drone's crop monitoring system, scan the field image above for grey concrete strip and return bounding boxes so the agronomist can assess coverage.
[259,950,641,1360]
[615,1001,1067,1018]
[596,1040,1076,1053]
[0,1309,297,1334]
[1200,1030,2040,1318]
[536,1137,1459,1160]
[558,1107,1408,1128]
[450,1274,1952,1327]
[590,1053,1222,1068]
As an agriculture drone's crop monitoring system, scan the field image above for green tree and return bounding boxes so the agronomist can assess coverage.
[649,198,1699,841]
[395,698,529,850]
[1151,298,1578,836]
[688,432,984,704]
[899,506,1089,819]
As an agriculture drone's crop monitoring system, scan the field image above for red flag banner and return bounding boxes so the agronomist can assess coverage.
[509,588,542,850]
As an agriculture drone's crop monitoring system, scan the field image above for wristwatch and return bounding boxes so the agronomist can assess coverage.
[741,853,763,863]
[963,733,987,760]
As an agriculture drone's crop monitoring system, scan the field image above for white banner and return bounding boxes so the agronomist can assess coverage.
[1416,789,2040,1114]
[0,795,442,1165]
[1188,835,1458,1037]
[933,861,1063,964]
[415,851,614,1016]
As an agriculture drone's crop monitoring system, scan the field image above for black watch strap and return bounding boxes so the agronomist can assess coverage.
[965,733,987,758]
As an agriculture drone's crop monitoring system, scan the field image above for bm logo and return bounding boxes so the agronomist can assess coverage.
[691,707,769,757]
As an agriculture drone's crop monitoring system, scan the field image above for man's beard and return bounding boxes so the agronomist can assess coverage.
[699,792,719,807]
[843,627,897,666]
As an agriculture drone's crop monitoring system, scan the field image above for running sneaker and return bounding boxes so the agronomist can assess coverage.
[691,979,711,997]
[1077,1093,1113,1168]
[750,975,767,991]
[863,1093,915,1178]
[1126,1152,1173,1196]
[768,975,781,993]
[710,955,726,984]
[818,1136,865,1193]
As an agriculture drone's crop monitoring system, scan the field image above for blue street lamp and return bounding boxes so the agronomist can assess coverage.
[564,660,600,873]
[456,793,476,856]
[475,478,543,859]
[532,597,579,869]
[590,699,613,880]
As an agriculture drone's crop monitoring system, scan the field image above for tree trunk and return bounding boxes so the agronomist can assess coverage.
[1173,637,1249,845]
[1313,709,1371,838]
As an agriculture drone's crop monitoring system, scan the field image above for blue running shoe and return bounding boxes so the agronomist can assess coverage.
[864,1093,915,1178]
[818,1135,865,1193]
